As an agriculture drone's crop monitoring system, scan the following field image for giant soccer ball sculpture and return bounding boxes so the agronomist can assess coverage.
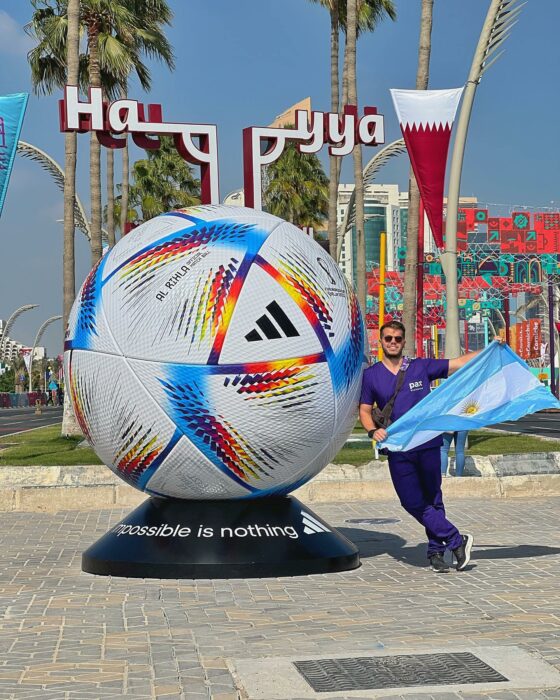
[66,205,365,577]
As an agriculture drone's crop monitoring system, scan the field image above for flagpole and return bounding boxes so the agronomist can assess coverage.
[416,200,425,358]
[548,275,557,398]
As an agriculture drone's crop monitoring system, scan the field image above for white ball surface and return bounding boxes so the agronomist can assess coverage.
[65,205,366,499]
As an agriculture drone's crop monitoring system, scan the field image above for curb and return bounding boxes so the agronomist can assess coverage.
[2,453,560,512]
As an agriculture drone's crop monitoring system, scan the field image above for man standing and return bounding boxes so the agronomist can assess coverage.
[359,320,485,573]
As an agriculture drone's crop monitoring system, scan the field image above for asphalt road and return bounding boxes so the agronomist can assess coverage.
[0,406,63,437]
[1,406,559,442]
[490,412,560,440]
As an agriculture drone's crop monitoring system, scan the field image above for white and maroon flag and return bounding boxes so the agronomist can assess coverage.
[390,88,463,248]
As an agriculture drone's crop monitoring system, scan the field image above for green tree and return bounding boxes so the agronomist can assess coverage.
[124,136,200,222]
[0,368,15,394]
[263,140,328,229]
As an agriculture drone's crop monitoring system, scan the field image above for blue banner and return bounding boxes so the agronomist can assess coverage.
[0,93,29,218]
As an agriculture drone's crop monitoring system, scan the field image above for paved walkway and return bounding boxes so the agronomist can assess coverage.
[2,497,560,699]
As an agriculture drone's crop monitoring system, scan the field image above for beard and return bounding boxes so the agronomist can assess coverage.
[383,346,403,359]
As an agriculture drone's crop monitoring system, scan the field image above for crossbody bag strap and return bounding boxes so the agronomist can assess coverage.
[380,356,411,423]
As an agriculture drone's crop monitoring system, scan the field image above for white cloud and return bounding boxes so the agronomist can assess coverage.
[0,10,33,56]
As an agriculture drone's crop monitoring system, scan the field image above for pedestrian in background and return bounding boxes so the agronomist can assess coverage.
[441,431,468,477]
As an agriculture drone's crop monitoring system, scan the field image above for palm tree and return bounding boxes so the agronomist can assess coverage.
[345,0,366,315]
[309,0,341,259]
[62,0,80,436]
[347,0,396,315]
[309,0,395,261]
[27,0,175,258]
[118,83,130,235]
[110,0,175,241]
[402,0,433,356]
[62,0,79,333]
[123,136,200,222]
[263,140,329,228]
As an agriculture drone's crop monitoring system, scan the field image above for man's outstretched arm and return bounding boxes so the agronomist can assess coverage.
[448,338,505,376]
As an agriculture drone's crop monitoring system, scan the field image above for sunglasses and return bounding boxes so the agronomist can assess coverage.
[382,335,403,343]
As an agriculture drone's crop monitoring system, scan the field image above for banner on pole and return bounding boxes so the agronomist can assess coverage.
[19,347,32,373]
[0,93,29,218]
[390,87,463,248]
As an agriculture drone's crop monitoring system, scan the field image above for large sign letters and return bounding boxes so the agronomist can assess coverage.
[60,86,220,204]
[59,86,384,211]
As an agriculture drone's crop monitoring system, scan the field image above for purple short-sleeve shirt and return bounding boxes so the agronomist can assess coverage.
[360,358,449,452]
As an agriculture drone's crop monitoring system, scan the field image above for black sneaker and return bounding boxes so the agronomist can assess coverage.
[429,552,450,573]
[453,534,474,571]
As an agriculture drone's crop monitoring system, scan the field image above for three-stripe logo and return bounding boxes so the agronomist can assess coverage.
[301,511,331,535]
[245,301,300,342]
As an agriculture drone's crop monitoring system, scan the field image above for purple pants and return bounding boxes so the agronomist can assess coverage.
[387,447,463,557]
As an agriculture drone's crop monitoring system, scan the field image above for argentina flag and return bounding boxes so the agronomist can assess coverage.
[378,342,560,452]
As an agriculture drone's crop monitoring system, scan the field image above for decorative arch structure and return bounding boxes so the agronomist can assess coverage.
[16,140,108,245]
[336,138,407,262]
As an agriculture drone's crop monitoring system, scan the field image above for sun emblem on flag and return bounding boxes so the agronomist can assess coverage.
[460,399,480,416]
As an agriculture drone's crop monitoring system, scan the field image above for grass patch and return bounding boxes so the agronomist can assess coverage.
[334,430,560,467]
[0,425,558,469]
[0,424,102,466]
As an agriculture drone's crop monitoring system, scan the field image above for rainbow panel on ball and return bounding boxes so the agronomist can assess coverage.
[99,212,279,364]
[65,350,181,491]
[129,357,334,498]
[251,223,368,419]
[218,263,324,363]
[65,205,366,501]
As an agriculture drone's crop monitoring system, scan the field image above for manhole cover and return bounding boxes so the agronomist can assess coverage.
[345,517,400,525]
[293,652,508,692]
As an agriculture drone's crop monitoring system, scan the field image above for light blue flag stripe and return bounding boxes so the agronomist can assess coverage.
[379,342,560,452]
[0,93,29,218]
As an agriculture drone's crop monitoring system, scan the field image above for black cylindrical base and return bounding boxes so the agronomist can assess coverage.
[82,496,360,578]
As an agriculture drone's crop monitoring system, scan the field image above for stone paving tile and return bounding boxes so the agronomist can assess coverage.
[2,499,560,698]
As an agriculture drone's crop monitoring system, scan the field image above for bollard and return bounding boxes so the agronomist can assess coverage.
[35,399,42,415]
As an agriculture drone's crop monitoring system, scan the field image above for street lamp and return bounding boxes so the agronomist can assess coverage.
[443,0,523,357]
[28,316,62,393]
[0,304,39,363]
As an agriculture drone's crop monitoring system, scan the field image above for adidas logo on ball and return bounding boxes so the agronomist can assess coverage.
[245,300,299,342]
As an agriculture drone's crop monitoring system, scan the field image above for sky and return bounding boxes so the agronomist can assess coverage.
[0,0,558,356]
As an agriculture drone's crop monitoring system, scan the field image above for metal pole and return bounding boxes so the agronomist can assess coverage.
[377,231,387,361]
[416,200,425,357]
[504,295,511,346]
[29,315,62,393]
[443,0,522,357]
[548,276,557,397]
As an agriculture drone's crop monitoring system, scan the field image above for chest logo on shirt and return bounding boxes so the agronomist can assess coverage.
[409,380,424,392]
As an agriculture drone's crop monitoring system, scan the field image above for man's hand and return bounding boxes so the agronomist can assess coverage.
[373,428,387,443]
[494,337,506,344]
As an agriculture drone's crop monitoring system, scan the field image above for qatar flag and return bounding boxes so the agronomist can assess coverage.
[390,88,463,248]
